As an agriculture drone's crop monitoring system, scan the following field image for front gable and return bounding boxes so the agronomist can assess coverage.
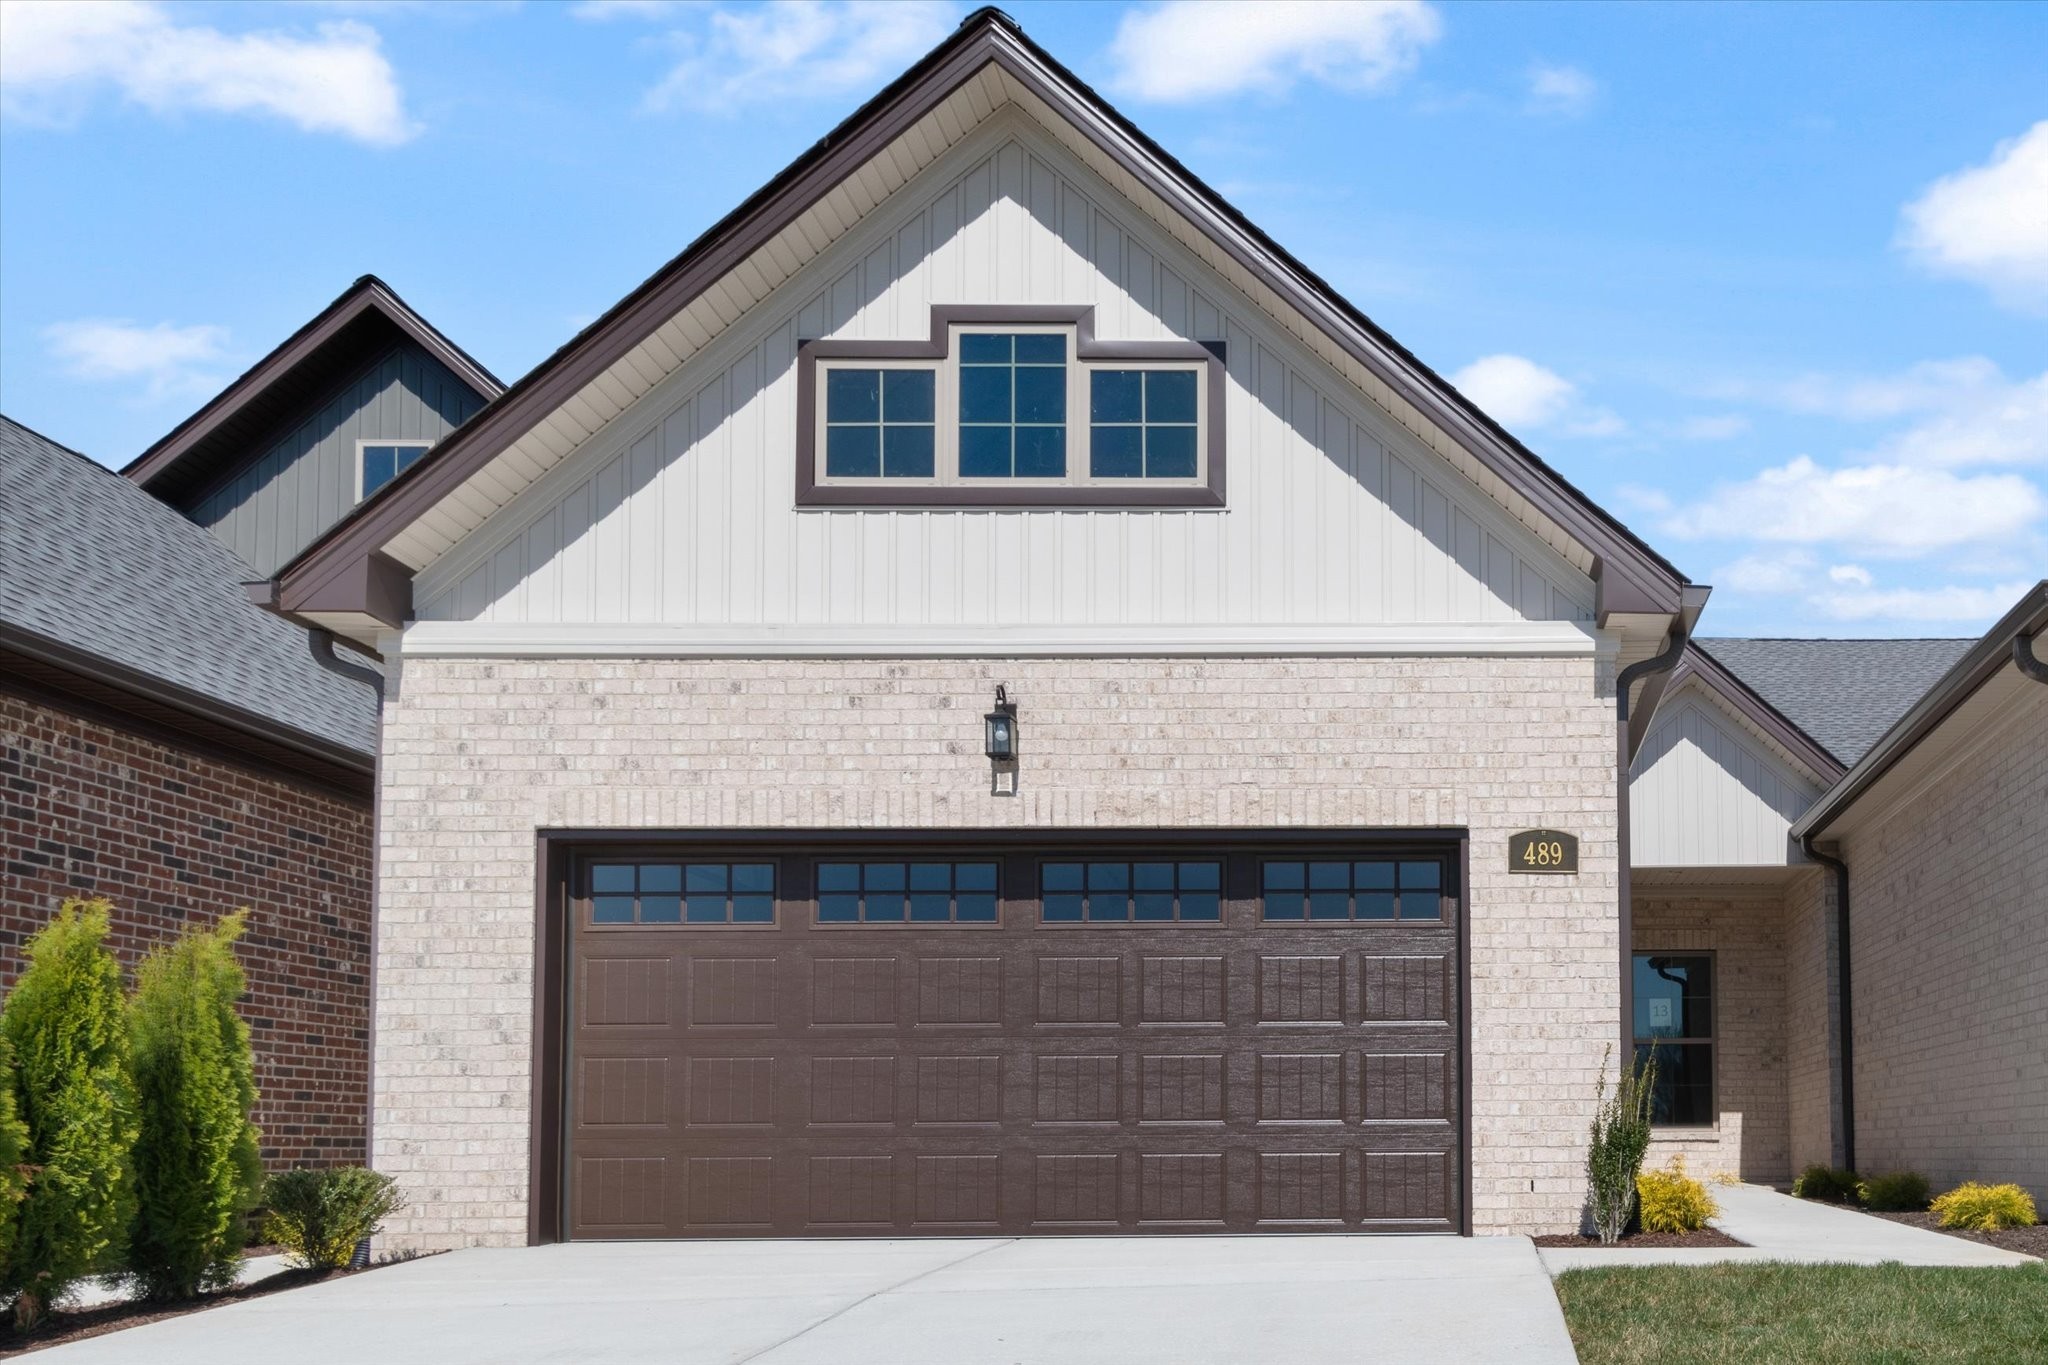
[411,119,1592,647]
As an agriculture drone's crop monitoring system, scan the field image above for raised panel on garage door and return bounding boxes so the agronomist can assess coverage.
[562,839,1463,1238]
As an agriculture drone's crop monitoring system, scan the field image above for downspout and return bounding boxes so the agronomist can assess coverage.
[1614,624,1689,1056]
[1799,834,1855,1173]
[2014,630,2048,685]
[306,629,386,1178]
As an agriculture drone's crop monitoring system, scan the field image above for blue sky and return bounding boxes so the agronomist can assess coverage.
[3,0,2043,637]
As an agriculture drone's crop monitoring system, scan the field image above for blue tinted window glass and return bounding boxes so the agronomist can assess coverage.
[864,862,906,892]
[1091,371,1143,422]
[826,425,880,478]
[1146,370,1198,424]
[960,425,1011,478]
[1309,891,1352,920]
[882,369,934,422]
[1355,862,1397,889]
[909,863,952,891]
[591,895,635,924]
[1179,862,1220,891]
[1091,425,1143,478]
[1133,892,1175,921]
[396,445,427,475]
[909,893,952,923]
[1400,861,1442,889]
[1087,863,1131,891]
[961,333,1011,363]
[1396,890,1439,922]
[883,425,934,478]
[1042,894,1084,922]
[639,895,682,924]
[955,893,997,923]
[1133,862,1176,891]
[956,863,997,892]
[819,893,860,923]
[1014,333,1066,363]
[1264,862,1305,891]
[1145,425,1197,479]
[819,863,860,893]
[1264,892,1305,921]
[826,369,881,423]
[865,893,906,923]
[1357,892,1397,921]
[1179,891,1220,921]
[960,365,1012,423]
[733,864,774,894]
[1014,425,1066,477]
[731,895,774,924]
[687,865,728,893]
[592,864,635,894]
[1309,861,1350,889]
[639,864,682,894]
[1087,893,1130,922]
[1014,367,1065,423]
[685,895,727,924]
[362,448,395,494]
[1043,863,1083,892]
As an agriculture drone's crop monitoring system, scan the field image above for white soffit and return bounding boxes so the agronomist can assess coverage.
[382,60,1599,582]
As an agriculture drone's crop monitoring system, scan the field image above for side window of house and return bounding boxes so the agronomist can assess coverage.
[1633,953,1713,1125]
[360,441,432,498]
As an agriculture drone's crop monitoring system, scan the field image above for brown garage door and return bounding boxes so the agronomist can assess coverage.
[561,836,1464,1238]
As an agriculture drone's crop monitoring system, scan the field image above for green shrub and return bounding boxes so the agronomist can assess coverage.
[126,910,264,1302]
[1637,1155,1719,1232]
[0,900,137,1328]
[1858,1171,1932,1212]
[1585,1048,1657,1245]
[1931,1182,2038,1231]
[0,1038,30,1272]
[1792,1164,1861,1203]
[262,1168,403,1270]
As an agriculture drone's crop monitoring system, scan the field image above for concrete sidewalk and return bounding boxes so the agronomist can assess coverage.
[41,1235,1577,1365]
[1539,1182,2039,1274]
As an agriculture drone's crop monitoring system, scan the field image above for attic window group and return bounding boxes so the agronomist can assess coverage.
[798,310,1224,508]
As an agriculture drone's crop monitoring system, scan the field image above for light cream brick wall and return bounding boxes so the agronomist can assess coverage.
[1633,889,1790,1183]
[1781,867,1841,1174]
[372,653,1621,1246]
[1842,684,2048,1198]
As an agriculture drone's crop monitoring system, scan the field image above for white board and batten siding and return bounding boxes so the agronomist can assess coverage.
[412,116,1595,653]
[1631,684,1828,867]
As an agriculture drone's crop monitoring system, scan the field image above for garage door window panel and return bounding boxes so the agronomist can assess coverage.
[1040,861,1221,923]
[586,862,774,927]
[1261,860,1443,923]
[817,861,999,925]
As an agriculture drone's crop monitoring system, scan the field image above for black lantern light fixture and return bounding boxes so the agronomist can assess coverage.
[984,685,1018,762]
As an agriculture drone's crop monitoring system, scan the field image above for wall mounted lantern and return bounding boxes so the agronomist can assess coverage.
[985,685,1018,795]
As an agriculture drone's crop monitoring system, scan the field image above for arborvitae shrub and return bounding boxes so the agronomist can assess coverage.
[1636,1154,1719,1232]
[0,1038,29,1272]
[1791,1164,1861,1203]
[0,900,137,1328]
[262,1168,403,1270]
[1931,1182,2038,1231]
[1857,1171,1932,1212]
[1585,1048,1657,1245]
[127,910,264,1301]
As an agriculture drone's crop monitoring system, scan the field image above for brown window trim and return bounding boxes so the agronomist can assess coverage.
[795,304,1226,509]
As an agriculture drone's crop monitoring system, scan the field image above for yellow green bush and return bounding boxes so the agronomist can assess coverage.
[1930,1182,2037,1231]
[1637,1155,1720,1233]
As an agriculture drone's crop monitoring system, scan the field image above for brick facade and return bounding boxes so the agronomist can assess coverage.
[1781,867,1842,1173]
[1841,683,2048,1198]
[0,687,372,1168]
[373,652,1622,1247]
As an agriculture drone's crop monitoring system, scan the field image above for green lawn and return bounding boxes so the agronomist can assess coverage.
[1553,1262,2048,1365]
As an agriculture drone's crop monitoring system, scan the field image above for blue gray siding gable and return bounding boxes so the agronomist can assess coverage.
[183,339,486,575]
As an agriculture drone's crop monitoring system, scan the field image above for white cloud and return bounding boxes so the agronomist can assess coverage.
[1899,121,2048,313]
[1715,550,1817,595]
[1673,414,1750,442]
[0,0,413,144]
[44,318,233,401]
[570,0,681,17]
[1872,370,2048,469]
[1105,0,1441,104]
[1815,580,2036,624]
[1525,62,1595,116]
[1657,455,2043,558]
[1451,354,1575,428]
[630,1,957,114]
[1827,563,1873,588]
[1712,359,2048,468]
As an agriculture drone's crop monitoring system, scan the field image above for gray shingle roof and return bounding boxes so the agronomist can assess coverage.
[1696,636,1975,767]
[0,416,376,758]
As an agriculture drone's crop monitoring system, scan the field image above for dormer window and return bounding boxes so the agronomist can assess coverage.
[798,306,1224,508]
[358,440,432,498]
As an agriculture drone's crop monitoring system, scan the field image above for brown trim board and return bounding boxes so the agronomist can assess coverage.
[795,305,1226,509]
[267,8,1690,626]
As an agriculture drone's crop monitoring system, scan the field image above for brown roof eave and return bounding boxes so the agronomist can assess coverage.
[1673,642,1848,782]
[271,7,1690,620]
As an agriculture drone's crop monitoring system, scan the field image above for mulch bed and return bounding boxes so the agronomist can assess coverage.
[1865,1210,2048,1259]
[1535,1226,1748,1249]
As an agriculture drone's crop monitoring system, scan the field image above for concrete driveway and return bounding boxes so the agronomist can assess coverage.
[43,1236,1577,1365]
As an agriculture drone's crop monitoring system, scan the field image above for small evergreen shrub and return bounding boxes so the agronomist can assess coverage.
[126,910,265,1301]
[1858,1171,1932,1212]
[0,900,138,1328]
[262,1168,404,1270]
[1585,1048,1657,1245]
[0,1037,30,1272]
[1930,1182,2038,1231]
[1636,1155,1719,1233]
[1792,1164,1861,1203]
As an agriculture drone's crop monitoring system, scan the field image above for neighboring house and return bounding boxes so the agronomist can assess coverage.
[0,416,376,1165]
[1,277,501,1168]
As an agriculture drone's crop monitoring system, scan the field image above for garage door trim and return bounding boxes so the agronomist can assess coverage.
[527,827,1473,1242]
